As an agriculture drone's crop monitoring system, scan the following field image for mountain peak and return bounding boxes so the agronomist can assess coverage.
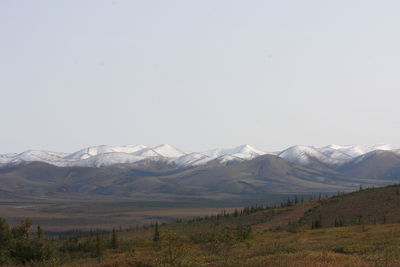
[153,144,186,158]
[278,145,331,165]
[232,144,266,156]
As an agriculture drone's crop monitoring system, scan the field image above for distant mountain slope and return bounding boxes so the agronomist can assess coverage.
[337,150,400,179]
[317,145,353,161]
[1,144,400,200]
[0,162,127,196]
[277,146,339,169]
[316,144,394,158]
[0,154,394,199]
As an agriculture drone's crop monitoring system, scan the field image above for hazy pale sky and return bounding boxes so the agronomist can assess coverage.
[1,0,400,153]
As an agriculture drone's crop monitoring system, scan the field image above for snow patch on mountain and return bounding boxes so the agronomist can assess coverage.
[133,148,161,158]
[153,144,186,158]
[1,150,69,166]
[317,145,353,161]
[172,152,209,166]
[278,146,338,165]
[216,154,245,164]
[74,152,144,167]
[203,144,266,160]
[318,144,394,158]
[66,145,147,159]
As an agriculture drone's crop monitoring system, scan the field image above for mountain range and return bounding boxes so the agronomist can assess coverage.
[1,144,400,199]
[1,143,398,168]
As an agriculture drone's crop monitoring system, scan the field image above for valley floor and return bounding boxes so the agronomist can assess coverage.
[0,193,291,231]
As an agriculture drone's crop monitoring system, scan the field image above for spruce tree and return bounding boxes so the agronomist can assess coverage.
[287,197,291,206]
[37,225,42,239]
[11,219,32,263]
[233,209,239,217]
[95,231,103,260]
[32,225,50,262]
[153,222,160,242]
[111,228,118,249]
[0,218,12,264]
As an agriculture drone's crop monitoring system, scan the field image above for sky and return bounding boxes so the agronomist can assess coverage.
[1,0,400,154]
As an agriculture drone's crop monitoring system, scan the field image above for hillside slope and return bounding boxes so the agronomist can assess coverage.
[298,184,400,228]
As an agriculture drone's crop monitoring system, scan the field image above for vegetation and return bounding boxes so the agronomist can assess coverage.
[0,218,53,265]
[2,185,400,266]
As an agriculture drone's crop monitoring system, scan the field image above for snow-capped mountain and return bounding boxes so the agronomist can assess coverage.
[316,144,393,158]
[66,145,147,160]
[203,144,266,160]
[2,150,69,166]
[277,144,398,167]
[172,144,267,167]
[316,145,354,161]
[0,144,267,168]
[0,144,398,169]
[278,146,338,166]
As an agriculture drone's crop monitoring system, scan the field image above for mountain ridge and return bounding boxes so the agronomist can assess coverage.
[1,143,400,199]
[1,144,398,169]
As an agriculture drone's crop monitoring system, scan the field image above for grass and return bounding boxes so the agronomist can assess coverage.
[5,185,400,266]
[51,185,400,266]
[53,223,400,266]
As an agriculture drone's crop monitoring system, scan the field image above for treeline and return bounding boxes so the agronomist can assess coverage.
[59,228,122,260]
[2,218,113,265]
[186,195,310,224]
[0,218,127,265]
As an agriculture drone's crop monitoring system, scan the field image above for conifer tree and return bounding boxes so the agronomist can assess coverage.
[32,225,51,262]
[312,215,322,229]
[37,225,42,239]
[233,209,239,217]
[153,222,160,242]
[0,218,12,264]
[111,228,118,249]
[11,219,32,263]
[95,231,103,260]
